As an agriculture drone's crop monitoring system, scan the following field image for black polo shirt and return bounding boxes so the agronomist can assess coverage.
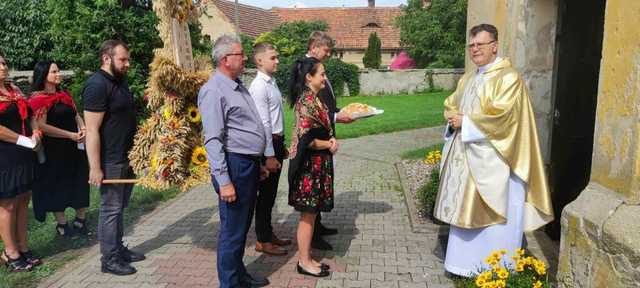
[81,69,137,165]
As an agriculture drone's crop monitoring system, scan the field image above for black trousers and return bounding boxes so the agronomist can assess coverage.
[313,213,324,238]
[98,162,134,261]
[254,137,285,243]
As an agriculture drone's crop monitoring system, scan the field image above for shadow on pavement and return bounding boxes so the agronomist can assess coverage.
[245,190,393,279]
[132,207,218,254]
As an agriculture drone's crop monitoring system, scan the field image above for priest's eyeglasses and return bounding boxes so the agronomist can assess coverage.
[467,40,495,49]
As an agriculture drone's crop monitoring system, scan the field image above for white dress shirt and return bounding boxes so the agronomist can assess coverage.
[249,70,284,157]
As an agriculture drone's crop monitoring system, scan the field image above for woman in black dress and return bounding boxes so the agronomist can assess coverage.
[29,61,89,237]
[287,57,338,277]
[0,52,42,272]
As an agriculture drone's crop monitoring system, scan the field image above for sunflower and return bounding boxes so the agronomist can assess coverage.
[162,106,172,120]
[187,105,201,123]
[191,147,208,166]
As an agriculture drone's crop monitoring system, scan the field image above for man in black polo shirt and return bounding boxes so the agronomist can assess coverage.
[83,40,145,276]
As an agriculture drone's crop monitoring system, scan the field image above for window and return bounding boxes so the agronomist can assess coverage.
[363,22,381,28]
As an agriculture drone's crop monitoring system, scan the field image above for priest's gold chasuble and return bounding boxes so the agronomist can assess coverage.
[434,58,553,232]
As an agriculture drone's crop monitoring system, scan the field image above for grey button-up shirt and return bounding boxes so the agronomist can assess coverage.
[198,71,266,186]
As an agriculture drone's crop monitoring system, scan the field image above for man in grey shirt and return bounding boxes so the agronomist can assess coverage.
[198,34,269,288]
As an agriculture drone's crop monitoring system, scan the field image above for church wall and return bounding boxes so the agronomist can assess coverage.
[465,0,557,162]
[558,0,640,287]
[588,0,640,203]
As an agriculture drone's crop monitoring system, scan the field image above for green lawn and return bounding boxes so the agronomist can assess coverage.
[0,186,179,288]
[401,142,445,160]
[284,91,449,140]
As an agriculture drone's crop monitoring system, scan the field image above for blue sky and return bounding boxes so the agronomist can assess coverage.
[238,0,407,9]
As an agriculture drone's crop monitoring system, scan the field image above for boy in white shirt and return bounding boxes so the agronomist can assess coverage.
[249,43,292,256]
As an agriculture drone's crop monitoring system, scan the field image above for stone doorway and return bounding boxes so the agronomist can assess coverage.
[546,0,606,240]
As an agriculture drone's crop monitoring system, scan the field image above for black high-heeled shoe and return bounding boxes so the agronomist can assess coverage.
[319,263,330,271]
[1,250,32,272]
[296,262,330,277]
[72,217,90,236]
[20,250,42,267]
[55,223,76,238]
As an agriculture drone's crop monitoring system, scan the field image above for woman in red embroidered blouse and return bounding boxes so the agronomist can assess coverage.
[29,61,89,238]
[0,52,42,272]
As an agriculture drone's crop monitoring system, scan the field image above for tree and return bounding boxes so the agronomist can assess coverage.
[0,0,52,70]
[395,0,467,68]
[255,20,329,60]
[255,20,359,97]
[240,33,256,68]
[256,21,328,95]
[189,19,212,58]
[363,32,382,69]
[46,0,162,104]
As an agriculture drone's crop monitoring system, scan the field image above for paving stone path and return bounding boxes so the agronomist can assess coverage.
[41,127,454,288]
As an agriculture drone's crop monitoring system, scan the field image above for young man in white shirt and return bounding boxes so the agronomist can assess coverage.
[249,42,292,256]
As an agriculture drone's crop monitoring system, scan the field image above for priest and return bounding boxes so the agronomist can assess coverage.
[434,23,554,276]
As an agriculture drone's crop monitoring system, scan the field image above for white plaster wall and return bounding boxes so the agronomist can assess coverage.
[358,69,464,95]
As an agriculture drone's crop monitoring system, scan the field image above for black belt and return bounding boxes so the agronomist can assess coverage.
[228,152,261,162]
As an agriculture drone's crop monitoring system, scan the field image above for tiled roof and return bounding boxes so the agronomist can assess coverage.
[209,1,403,50]
[211,0,280,38]
[271,7,403,50]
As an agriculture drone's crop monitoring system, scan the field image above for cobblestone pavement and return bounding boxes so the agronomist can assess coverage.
[41,127,453,288]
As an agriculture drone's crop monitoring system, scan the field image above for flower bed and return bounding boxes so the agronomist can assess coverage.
[455,249,551,288]
[400,148,442,221]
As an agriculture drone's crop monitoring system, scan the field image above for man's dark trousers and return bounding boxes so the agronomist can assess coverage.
[213,153,259,288]
[255,137,285,243]
[98,163,134,261]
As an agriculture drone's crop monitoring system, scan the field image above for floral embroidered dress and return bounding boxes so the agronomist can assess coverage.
[288,89,334,213]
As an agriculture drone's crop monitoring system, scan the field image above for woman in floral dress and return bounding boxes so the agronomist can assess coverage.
[287,57,337,277]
